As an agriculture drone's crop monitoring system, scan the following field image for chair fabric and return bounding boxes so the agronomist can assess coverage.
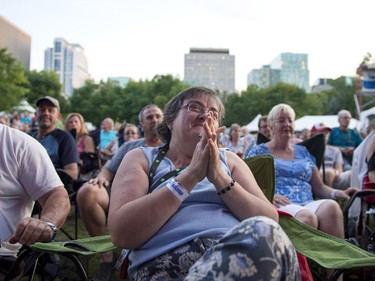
[243,154,275,201]
[30,235,116,256]
[245,155,375,281]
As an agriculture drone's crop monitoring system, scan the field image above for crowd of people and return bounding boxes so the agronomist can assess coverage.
[1,90,375,281]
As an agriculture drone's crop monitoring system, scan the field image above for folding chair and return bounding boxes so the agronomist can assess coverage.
[4,235,116,281]
[244,155,375,281]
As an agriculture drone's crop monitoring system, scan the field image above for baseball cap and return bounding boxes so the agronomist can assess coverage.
[36,96,60,111]
[311,122,331,133]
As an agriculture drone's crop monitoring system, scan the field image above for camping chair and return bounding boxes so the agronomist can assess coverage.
[244,154,375,281]
[4,235,116,281]
[56,169,86,240]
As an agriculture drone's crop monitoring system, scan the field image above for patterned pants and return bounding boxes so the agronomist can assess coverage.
[132,216,300,281]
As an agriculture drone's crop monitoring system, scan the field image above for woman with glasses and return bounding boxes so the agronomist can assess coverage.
[108,87,300,280]
[246,103,357,280]
[102,123,140,157]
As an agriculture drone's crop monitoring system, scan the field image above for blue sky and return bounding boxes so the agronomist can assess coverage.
[2,0,374,91]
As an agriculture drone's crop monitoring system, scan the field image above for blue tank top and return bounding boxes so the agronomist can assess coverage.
[128,146,239,277]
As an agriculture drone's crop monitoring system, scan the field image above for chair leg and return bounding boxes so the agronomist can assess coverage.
[328,269,345,281]
[61,252,89,281]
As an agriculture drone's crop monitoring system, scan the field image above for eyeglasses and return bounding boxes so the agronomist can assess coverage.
[340,116,351,120]
[275,119,295,126]
[181,102,221,121]
[125,131,138,135]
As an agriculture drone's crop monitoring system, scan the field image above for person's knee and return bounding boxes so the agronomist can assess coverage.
[317,200,343,221]
[76,182,96,204]
[295,210,318,228]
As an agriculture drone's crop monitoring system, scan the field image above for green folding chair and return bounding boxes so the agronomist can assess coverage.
[4,235,116,281]
[245,154,375,281]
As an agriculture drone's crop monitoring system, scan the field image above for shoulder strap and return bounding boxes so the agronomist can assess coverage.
[147,144,186,194]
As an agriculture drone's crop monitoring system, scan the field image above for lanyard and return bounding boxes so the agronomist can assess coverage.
[148,144,185,193]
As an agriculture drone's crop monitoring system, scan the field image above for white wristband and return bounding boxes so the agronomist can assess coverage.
[330,189,337,200]
[166,178,190,202]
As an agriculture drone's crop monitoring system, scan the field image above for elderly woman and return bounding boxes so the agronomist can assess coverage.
[108,87,300,280]
[247,104,357,238]
[220,123,249,158]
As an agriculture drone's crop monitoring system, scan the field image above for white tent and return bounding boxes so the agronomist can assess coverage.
[294,115,359,132]
[358,106,375,133]
[244,114,262,132]
[13,100,35,113]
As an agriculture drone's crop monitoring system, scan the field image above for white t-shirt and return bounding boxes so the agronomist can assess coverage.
[0,124,63,255]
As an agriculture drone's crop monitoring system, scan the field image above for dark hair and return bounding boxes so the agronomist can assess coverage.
[157,86,224,144]
[258,115,268,129]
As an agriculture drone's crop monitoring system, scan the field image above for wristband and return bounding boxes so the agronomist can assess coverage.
[166,178,190,202]
[330,189,337,200]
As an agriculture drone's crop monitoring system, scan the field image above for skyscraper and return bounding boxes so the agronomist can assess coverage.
[247,65,281,88]
[44,38,89,97]
[247,52,310,92]
[0,16,31,70]
[271,53,310,92]
[184,48,235,93]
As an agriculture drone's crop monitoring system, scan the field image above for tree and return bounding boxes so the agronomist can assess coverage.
[0,48,28,111]
[24,70,66,111]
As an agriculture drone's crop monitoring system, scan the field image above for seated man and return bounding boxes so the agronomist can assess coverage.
[33,96,79,181]
[328,110,363,171]
[311,123,351,190]
[76,104,163,281]
[0,124,70,279]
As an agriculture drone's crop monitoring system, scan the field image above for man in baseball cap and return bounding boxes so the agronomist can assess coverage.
[36,96,60,112]
[33,96,79,180]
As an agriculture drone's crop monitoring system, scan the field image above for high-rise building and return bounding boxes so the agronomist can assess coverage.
[247,65,281,88]
[247,52,310,92]
[184,48,235,93]
[271,52,310,92]
[44,38,89,97]
[0,16,31,70]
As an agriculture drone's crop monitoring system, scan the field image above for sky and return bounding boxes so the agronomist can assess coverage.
[1,0,374,92]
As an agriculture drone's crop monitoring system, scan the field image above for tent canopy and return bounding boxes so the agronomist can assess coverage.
[294,115,359,132]
[244,114,262,132]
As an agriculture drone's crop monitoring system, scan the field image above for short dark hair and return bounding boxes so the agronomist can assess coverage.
[258,115,268,129]
[157,86,224,144]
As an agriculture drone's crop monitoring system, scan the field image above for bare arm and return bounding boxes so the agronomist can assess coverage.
[9,186,70,246]
[84,135,96,153]
[108,149,182,249]
[310,166,357,200]
[63,162,79,180]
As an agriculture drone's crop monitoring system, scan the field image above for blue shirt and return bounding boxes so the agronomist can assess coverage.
[99,130,117,150]
[328,127,362,148]
[247,144,316,205]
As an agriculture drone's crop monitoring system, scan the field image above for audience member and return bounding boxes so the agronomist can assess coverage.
[328,110,363,170]
[33,96,79,181]
[258,115,271,139]
[311,123,351,190]
[246,104,357,279]
[76,104,163,281]
[220,123,249,158]
[102,123,140,156]
[108,86,299,280]
[64,113,96,155]
[99,118,117,151]
[299,128,311,141]
[0,124,70,279]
